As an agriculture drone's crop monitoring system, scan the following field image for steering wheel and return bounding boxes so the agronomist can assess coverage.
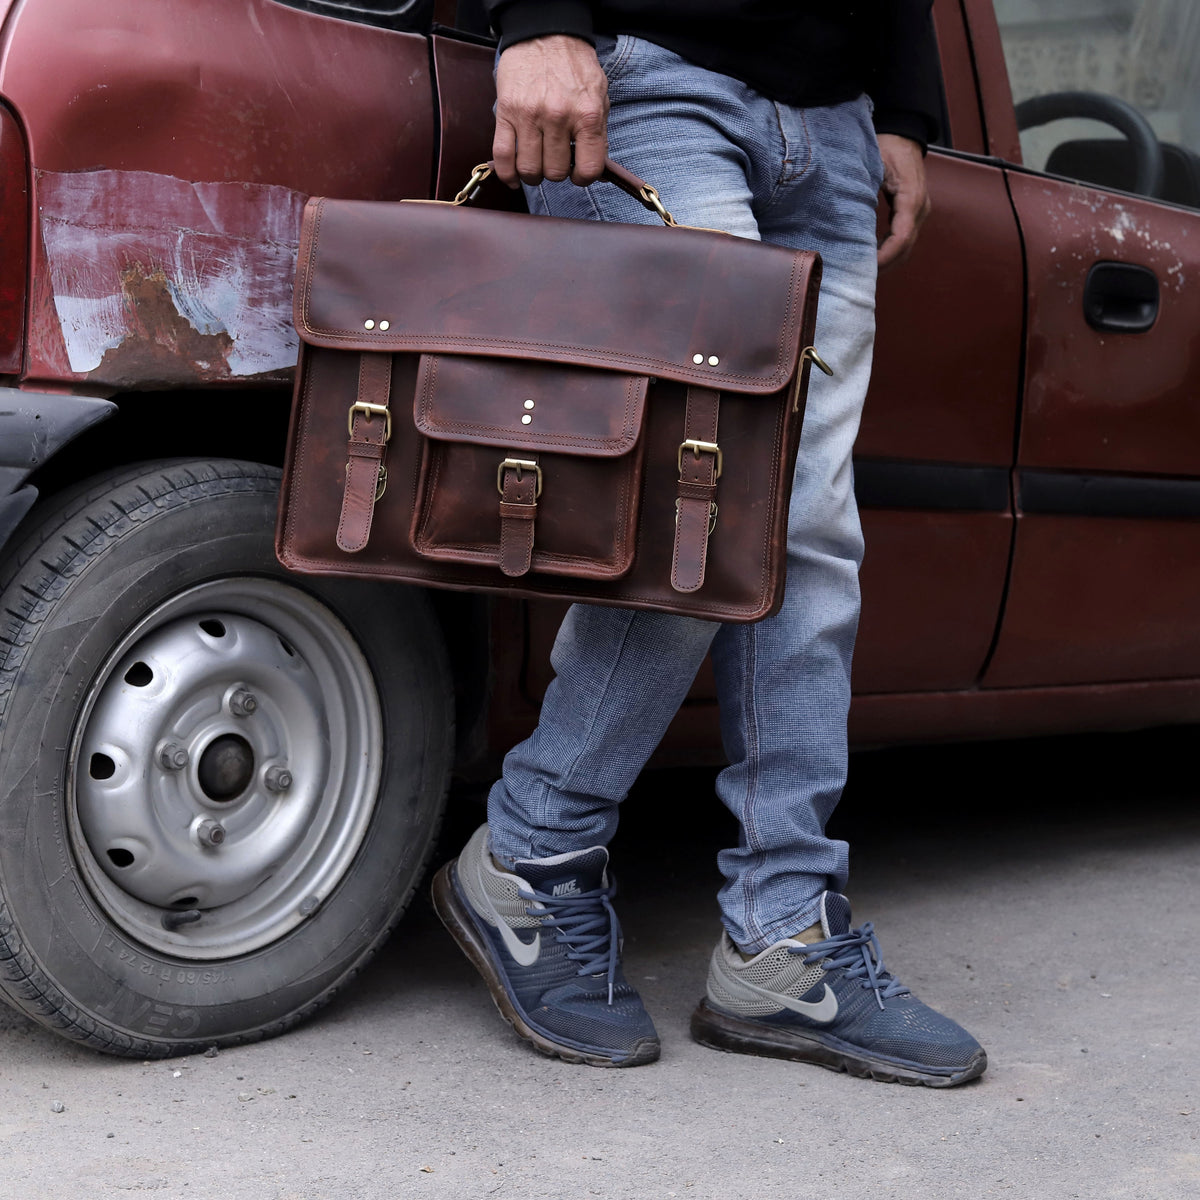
[1014,91,1166,199]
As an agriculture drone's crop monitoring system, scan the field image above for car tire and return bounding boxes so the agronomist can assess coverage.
[0,458,453,1057]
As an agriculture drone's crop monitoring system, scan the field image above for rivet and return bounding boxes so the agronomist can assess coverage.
[363,319,375,330]
[521,414,532,425]
[692,353,704,365]
[379,320,390,331]
[523,399,535,410]
[708,355,720,366]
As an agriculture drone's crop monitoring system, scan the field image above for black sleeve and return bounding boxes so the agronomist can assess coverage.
[870,0,942,150]
[483,0,596,50]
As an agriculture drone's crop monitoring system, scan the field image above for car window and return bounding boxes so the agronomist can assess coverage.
[994,0,1200,209]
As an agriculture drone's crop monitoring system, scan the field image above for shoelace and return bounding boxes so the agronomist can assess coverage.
[793,922,911,1011]
[520,883,621,1004]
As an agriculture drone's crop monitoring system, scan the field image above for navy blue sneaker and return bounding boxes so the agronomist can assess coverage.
[690,892,987,1087]
[432,824,660,1067]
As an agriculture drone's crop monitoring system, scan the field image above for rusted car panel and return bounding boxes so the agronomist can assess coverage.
[32,171,306,388]
[2,0,435,390]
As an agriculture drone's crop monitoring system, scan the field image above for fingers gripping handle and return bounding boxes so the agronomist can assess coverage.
[454,159,678,227]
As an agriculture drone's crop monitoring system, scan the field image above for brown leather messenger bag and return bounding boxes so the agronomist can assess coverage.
[276,161,829,623]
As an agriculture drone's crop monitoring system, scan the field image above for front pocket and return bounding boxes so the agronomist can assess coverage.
[410,354,649,580]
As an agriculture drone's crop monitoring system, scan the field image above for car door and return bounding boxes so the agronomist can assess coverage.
[972,0,1200,688]
[851,0,1024,710]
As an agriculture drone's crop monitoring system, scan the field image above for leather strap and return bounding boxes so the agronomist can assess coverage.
[672,386,721,594]
[336,353,392,553]
[471,157,676,226]
[498,460,539,577]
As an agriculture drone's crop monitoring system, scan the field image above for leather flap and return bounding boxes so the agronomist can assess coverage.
[414,355,647,456]
[295,197,821,395]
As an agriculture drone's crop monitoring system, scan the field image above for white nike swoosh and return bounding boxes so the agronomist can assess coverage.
[474,854,540,967]
[734,977,839,1023]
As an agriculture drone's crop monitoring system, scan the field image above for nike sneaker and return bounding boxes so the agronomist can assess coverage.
[431,824,660,1067]
[690,892,987,1087]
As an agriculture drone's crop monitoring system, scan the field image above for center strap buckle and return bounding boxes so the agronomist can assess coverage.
[677,439,723,479]
[497,458,543,499]
[348,402,392,441]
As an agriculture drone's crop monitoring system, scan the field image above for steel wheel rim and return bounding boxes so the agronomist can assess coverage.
[69,577,383,960]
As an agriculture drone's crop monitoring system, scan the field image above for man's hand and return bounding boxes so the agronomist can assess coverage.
[494,36,610,189]
[876,134,931,270]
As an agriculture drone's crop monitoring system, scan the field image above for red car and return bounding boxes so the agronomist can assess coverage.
[0,0,1197,1055]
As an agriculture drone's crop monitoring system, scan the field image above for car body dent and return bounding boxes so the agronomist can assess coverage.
[35,169,306,388]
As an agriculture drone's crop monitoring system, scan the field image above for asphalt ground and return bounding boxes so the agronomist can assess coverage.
[2,727,1197,1199]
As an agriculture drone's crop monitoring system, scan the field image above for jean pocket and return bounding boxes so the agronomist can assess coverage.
[596,33,636,85]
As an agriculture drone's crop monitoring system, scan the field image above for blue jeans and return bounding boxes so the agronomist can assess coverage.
[488,35,885,953]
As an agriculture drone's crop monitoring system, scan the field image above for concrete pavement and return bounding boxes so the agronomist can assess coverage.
[2,729,1197,1199]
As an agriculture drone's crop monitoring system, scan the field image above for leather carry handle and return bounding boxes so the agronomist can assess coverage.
[453,159,678,227]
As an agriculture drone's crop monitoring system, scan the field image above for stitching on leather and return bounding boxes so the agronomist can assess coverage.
[273,544,772,617]
[417,452,639,576]
[302,332,791,388]
[282,359,317,552]
[298,255,808,392]
[416,357,646,451]
[298,211,810,397]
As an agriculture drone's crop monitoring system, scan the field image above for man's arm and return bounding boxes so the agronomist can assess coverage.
[876,134,932,270]
[872,0,940,269]
[483,1,609,187]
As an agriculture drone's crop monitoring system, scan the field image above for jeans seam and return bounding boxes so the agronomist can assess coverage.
[556,608,640,795]
[768,103,813,208]
[737,623,766,946]
[602,33,636,85]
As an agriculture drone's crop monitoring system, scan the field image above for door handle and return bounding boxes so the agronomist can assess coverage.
[1083,261,1159,333]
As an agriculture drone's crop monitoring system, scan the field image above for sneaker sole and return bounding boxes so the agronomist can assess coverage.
[431,860,660,1069]
[690,999,987,1088]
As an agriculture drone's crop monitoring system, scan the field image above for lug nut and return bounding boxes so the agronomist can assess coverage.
[229,688,258,717]
[158,742,189,771]
[264,766,293,793]
[196,819,226,848]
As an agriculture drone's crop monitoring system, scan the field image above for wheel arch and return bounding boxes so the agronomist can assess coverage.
[9,394,497,774]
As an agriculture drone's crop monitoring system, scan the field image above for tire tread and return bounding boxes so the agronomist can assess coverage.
[0,458,452,1058]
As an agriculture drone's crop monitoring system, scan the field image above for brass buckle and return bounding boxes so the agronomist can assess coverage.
[800,346,834,376]
[497,458,543,499]
[638,183,678,227]
[348,402,392,442]
[453,163,493,206]
[677,439,723,480]
[343,462,388,501]
[675,498,718,535]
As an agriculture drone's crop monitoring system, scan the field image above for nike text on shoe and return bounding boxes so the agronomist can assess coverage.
[690,892,987,1087]
[431,824,660,1067]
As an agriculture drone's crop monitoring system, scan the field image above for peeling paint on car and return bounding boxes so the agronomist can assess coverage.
[37,169,306,388]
